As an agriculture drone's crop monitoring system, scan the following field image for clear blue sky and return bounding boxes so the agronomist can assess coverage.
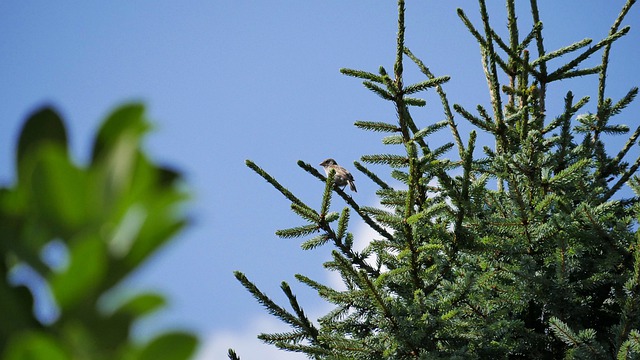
[1,2,638,359]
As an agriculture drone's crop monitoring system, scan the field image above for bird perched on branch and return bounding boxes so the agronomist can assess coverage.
[319,158,357,192]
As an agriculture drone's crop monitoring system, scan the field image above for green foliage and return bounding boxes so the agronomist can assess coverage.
[0,104,197,359]
[234,0,640,359]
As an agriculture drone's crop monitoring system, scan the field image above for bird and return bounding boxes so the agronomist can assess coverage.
[319,158,357,192]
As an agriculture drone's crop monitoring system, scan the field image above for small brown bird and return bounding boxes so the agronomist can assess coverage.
[319,158,357,192]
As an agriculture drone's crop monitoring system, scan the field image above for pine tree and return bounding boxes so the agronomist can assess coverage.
[232,1,640,358]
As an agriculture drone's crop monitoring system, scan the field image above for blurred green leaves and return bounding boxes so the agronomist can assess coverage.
[0,104,197,359]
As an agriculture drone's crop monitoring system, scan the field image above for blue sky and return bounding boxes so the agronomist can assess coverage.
[1,2,639,359]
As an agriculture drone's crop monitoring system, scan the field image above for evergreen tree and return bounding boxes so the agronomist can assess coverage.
[233,1,640,358]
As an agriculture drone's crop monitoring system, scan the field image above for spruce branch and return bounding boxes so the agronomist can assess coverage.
[335,207,350,241]
[280,282,320,341]
[339,68,385,83]
[549,317,581,347]
[290,203,321,223]
[227,349,241,360]
[488,28,542,79]
[354,120,401,133]
[453,131,476,247]
[454,103,495,132]
[603,155,640,202]
[297,160,394,242]
[598,0,637,109]
[506,0,519,63]
[615,236,640,356]
[478,0,506,129]
[609,87,639,117]
[353,161,391,190]
[362,81,395,101]
[276,224,321,239]
[549,65,603,82]
[394,0,405,89]
[361,154,408,168]
[403,76,450,95]
[403,97,427,107]
[611,124,640,174]
[246,159,311,212]
[234,271,303,328]
[321,169,335,217]
[547,26,630,82]
[519,21,543,52]
[530,37,592,67]
[300,234,331,251]
[294,274,341,301]
[403,46,466,158]
[529,0,548,113]
[382,135,403,145]
[542,92,589,134]
[412,120,448,142]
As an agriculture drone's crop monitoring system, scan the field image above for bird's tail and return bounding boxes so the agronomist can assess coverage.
[349,181,357,192]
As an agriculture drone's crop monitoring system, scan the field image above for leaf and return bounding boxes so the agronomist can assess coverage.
[17,106,68,180]
[50,233,107,310]
[4,331,70,360]
[0,283,37,334]
[115,292,166,318]
[30,145,87,235]
[138,332,198,360]
[91,103,149,163]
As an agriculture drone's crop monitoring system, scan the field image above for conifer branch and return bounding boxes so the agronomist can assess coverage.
[548,65,603,82]
[519,21,543,52]
[403,46,466,158]
[454,131,476,247]
[276,224,320,239]
[339,68,385,83]
[394,0,405,90]
[234,272,303,328]
[529,0,548,113]
[227,349,241,360]
[354,120,401,133]
[339,256,400,334]
[609,87,639,118]
[361,154,408,168]
[362,81,395,101]
[603,155,640,202]
[321,170,335,217]
[598,0,637,109]
[353,161,391,189]
[530,38,592,67]
[298,161,394,242]
[300,234,331,251]
[611,124,640,173]
[548,26,630,82]
[506,0,519,63]
[280,282,320,341]
[453,103,495,132]
[403,76,450,95]
[489,29,542,79]
[245,159,311,211]
[335,207,350,241]
[615,236,640,355]
[477,0,506,132]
